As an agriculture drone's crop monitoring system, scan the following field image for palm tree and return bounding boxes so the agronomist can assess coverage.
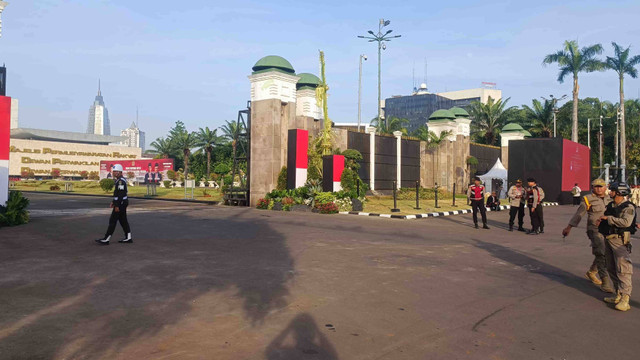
[604,42,640,167]
[219,120,244,155]
[543,40,604,142]
[523,99,554,137]
[173,131,198,180]
[149,137,173,158]
[370,116,409,135]
[426,130,452,186]
[468,96,513,145]
[411,124,430,141]
[195,127,222,178]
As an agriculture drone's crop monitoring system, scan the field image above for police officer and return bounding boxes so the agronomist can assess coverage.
[599,182,634,311]
[507,179,526,232]
[562,178,614,292]
[526,178,545,235]
[467,176,489,229]
[95,164,133,245]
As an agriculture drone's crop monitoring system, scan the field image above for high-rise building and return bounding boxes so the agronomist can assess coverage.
[0,1,8,38]
[120,122,145,151]
[87,81,110,135]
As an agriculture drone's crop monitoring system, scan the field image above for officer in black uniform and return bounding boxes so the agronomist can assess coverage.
[95,164,133,245]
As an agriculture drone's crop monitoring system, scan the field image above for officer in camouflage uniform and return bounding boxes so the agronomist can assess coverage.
[599,182,634,312]
[562,178,614,292]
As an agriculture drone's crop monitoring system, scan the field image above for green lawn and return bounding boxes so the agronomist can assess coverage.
[362,196,471,215]
[11,181,222,202]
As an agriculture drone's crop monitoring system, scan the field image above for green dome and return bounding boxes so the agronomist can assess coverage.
[449,107,470,118]
[296,73,320,89]
[523,130,532,137]
[429,109,456,121]
[501,123,525,132]
[252,55,295,74]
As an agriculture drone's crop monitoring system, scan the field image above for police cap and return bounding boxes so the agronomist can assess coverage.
[592,178,606,187]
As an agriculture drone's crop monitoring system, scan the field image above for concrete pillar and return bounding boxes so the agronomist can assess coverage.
[394,131,402,189]
[368,127,376,191]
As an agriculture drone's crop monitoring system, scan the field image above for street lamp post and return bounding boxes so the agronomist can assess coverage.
[545,94,567,137]
[599,115,603,170]
[358,54,367,132]
[358,19,401,129]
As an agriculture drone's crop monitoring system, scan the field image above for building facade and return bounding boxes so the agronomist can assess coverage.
[120,122,145,152]
[87,82,110,135]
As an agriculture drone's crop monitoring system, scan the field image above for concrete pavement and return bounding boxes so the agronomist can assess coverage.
[0,193,638,359]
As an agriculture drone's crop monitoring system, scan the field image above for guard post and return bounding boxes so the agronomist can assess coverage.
[434,183,440,208]
[391,180,400,212]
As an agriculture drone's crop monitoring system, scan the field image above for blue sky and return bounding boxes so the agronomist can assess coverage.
[2,0,640,148]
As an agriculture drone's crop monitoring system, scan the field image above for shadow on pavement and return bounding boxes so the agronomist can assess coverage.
[0,207,295,359]
[265,313,339,360]
[472,239,640,308]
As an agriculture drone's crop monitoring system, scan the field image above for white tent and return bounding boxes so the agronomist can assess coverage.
[479,158,508,198]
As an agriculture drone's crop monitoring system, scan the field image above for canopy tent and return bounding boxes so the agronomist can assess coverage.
[479,158,508,198]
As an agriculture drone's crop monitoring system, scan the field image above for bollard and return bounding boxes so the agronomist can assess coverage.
[414,180,421,210]
[391,181,400,212]
[452,182,457,207]
[435,183,440,208]
[355,173,360,197]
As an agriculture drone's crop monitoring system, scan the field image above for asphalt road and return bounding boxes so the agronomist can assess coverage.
[1,193,638,360]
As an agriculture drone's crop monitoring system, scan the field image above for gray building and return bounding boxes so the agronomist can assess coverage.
[87,81,110,136]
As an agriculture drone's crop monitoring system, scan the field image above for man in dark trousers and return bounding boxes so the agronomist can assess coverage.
[467,176,489,229]
[507,179,526,232]
[95,164,133,245]
[486,191,500,211]
[526,177,545,235]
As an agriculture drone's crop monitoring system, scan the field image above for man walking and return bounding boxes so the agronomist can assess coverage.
[467,176,489,229]
[526,178,545,235]
[507,179,526,232]
[562,178,614,292]
[571,183,582,206]
[599,182,635,311]
[95,164,133,245]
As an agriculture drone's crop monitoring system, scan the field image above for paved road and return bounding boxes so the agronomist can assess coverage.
[1,193,638,359]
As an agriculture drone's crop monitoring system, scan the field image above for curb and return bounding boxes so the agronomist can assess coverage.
[18,190,221,205]
[339,202,560,220]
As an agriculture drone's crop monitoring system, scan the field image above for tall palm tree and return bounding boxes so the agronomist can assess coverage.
[604,42,640,167]
[174,131,198,180]
[426,130,452,186]
[149,137,173,158]
[468,96,513,145]
[523,99,554,137]
[543,40,604,142]
[195,127,222,178]
[219,120,244,155]
[370,116,409,135]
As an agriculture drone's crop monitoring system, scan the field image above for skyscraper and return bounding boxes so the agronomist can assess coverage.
[120,122,145,151]
[87,80,110,135]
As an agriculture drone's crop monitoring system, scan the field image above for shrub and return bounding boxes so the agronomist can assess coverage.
[88,171,100,180]
[50,169,61,178]
[99,178,115,193]
[49,185,61,191]
[277,166,287,190]
[214,163,231,176]
[0,191,30,227]
[396,187,448,200]
[163,180,172,188]
[315,192,335,205]
[342,149,363,171]
[315,202,339,214]
[335,198,352,212]
[79,171,89,179]
[167,169,177,181]
[256,198,269,209]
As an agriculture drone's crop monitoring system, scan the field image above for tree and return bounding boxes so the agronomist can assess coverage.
[543,40,604,142]
[370,116,409,135]
[173,131,198,180]
[604,42,640,167]
[195,127,222,178]
[426,130,453,185]
[219,120,245,158]
[468,96,513,145]
[523,99,554,137]
[149,137,173,158]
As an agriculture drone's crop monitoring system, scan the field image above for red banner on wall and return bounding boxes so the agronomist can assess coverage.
[100,159,174,183]
[562,139,590,191]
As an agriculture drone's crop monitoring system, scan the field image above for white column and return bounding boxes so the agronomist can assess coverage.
[368,127,376,191]
[394,131,402,189]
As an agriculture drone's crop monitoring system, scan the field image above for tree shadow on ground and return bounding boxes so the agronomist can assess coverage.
[0,206,294,359]
[265,313,339,360]
[472,239,640,308]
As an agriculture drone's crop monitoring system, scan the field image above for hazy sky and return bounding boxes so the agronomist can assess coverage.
[2,0,640,148]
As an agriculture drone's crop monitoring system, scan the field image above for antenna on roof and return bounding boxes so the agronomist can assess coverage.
[98,79,101,96]
[424,58,428,86]
[136,106,139,128]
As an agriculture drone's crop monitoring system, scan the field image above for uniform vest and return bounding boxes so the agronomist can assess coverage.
[599,201,636,235]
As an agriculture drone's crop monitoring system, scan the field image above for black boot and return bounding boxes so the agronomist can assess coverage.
[95,235,111,245]
[474,223,479,229]
[118,233,133,244]
[509,224,513,232]
[483,223,490,229]
[517,226,525,232]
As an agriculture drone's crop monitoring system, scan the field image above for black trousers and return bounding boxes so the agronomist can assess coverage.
[106,206,130,236]
[471,200,487,225]
[509,203,525,227]
[573,197,581,205]
[529,205,544,231]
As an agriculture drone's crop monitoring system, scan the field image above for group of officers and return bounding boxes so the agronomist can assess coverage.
[467,177,634,312]
[467,177,546,234]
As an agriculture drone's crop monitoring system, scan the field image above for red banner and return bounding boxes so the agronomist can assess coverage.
[562,139,590,191]
[100,159,174,183]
